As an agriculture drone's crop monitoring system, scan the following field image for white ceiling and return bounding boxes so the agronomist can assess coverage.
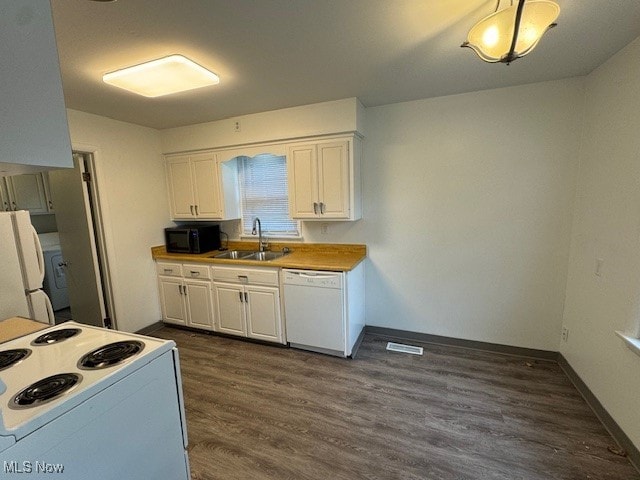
[50,0,640,130]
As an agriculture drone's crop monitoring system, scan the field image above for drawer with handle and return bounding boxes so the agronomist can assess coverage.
[183,264,211,280]
[156,262,183,277]
[212,266,279,286]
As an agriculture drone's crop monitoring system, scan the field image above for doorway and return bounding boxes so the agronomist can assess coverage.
[47,152,116,329]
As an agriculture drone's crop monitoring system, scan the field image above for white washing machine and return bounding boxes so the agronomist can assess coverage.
[38,233,70,311]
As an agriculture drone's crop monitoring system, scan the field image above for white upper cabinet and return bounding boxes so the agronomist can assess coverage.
[1,172,54,215]
[0,179,10,212]
[287,144,318,218]
[287,135,362,220]
[191,154,222,218]
[0,0,72,173]
[164,133,362,222]
[165,151,240,221]
[166,156,194,219]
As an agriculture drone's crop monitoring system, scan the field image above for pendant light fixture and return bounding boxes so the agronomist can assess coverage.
[461,0,560,64]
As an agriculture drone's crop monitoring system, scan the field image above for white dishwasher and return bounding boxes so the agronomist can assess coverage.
[283,269,346,357]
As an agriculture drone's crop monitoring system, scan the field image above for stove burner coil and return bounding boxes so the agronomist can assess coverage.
[0,349,32,371]
[31,328,81,346]
[78,340,145,370]
[10,373,81,409]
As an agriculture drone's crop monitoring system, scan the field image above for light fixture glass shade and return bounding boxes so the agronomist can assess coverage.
[102,55,220,97]
[462,0,560,63]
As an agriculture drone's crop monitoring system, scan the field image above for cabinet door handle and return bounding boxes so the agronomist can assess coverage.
[183,285,187,296]
[178,285,183,295]
[320,202,325,214]
[164,268,173,274]
[313,202,318,214]
[48,200,53,209]
[190,271,200,276]
[238,291,244,303]
[12,202,17,211]
[194,205,199,216]
[244,292,248,303]
[190,205,194,215]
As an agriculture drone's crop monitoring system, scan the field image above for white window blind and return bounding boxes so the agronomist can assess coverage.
[238,154,299,237]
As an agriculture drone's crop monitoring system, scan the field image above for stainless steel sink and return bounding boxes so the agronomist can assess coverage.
[210,249,290,261]
[242,251,288,261]
[210,250,257,259]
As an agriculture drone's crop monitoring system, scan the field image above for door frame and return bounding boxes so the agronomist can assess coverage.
[71,143,117,330]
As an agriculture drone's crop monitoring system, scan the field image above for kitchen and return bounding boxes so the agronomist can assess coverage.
[2,0,640,478]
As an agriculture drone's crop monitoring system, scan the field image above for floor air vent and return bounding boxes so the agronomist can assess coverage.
[386,342,423,355]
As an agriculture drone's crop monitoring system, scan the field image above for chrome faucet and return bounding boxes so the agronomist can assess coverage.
[251,217,268,252]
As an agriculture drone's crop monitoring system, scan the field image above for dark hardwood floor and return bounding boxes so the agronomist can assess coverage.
[152,327,639,480]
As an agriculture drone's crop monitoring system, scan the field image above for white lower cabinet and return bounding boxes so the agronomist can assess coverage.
[214,283,246,336]
[212,266,285,344]
[157,262,214,330]
[184,279,215,329]
[245,285,282,342]
[155,261,284,343]
[158,275,187,326]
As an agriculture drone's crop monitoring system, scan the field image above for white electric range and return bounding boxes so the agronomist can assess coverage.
[0,322,190,479]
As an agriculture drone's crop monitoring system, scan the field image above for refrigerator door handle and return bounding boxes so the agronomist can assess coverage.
[32,225,45,284]
[44,292,55,325]
[13,211,46,288]
[26,289,56,325]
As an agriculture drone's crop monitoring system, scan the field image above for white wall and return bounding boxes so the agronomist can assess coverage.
[66,109,168,333]
[161,98,363,153]
[560,36,640,449]
[304,78,585,351]
[160,81,583,349]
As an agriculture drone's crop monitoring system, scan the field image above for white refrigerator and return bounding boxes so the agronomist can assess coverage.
[0,210,54,324]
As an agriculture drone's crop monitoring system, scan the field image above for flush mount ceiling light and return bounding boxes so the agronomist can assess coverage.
[102,55,220,98]
[461,0,560,64]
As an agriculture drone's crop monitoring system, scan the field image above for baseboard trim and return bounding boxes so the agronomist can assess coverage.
[135,321,165,336]
[350,327,367,359]
[558,354,640,471]
[364,326,558,360]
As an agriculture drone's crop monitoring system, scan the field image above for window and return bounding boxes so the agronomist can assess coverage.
[238,154,299,237]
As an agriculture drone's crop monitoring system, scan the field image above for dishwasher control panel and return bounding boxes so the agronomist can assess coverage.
[282,269,343,289]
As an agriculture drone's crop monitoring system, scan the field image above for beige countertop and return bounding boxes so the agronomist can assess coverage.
[0,317,49,343]
[151,241,366,272]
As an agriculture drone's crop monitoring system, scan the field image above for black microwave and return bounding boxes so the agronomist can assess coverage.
[165,225,220,254]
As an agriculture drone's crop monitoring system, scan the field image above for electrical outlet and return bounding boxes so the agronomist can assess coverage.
[595,258,604,277]
[561,326,569,342]
[233,120,241,132]
[320,223,328,235]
